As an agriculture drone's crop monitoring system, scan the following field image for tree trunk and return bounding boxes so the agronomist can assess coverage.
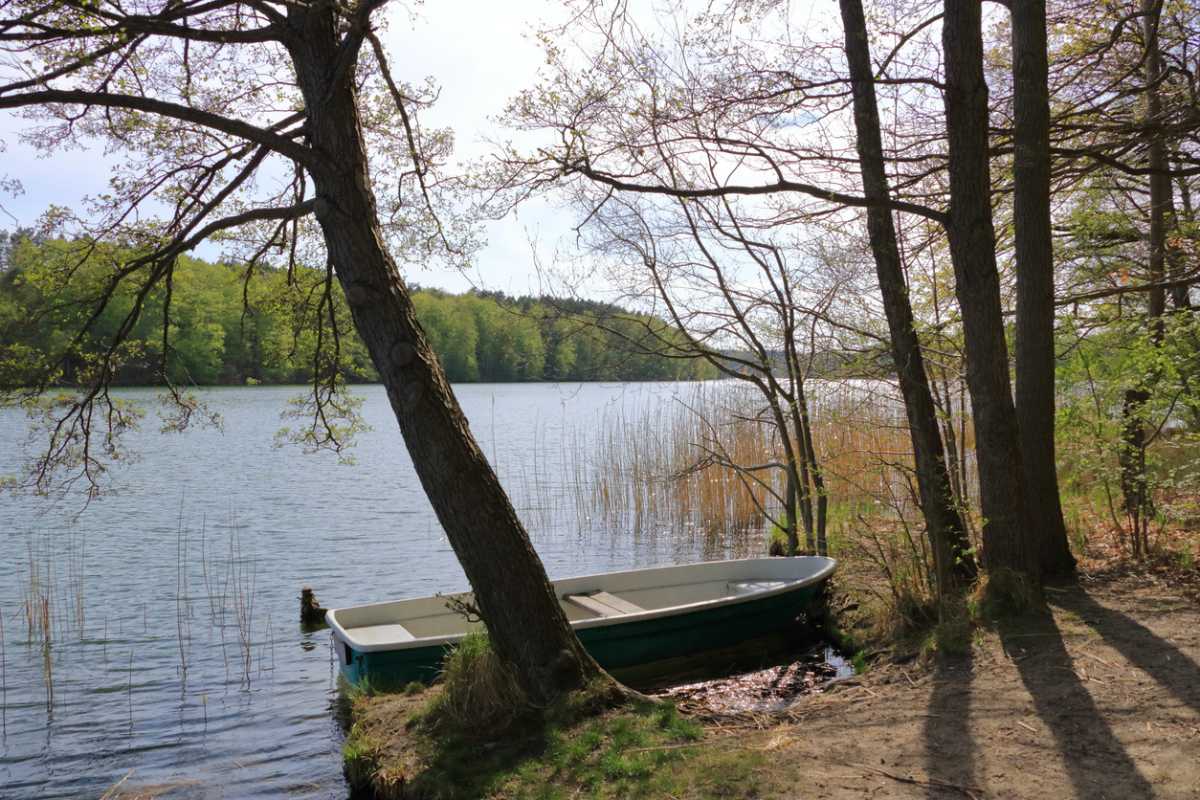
[838,0,976,592]
[1010,0,1076,577]
[1143,0,1169,339]
[1170,168,1192,310]
[793,380,828,555]
[941,0,1036,582]
[1118,0,1170,556]
[285,5,604,705]
[784,465,799,555]
[1119,386,1152,555]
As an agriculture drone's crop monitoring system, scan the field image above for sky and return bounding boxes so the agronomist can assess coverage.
[0,0,575,296]
[379,1,574,295]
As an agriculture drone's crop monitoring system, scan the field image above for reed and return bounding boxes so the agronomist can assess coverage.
[19,533,71,711]
[175,507,191,679]
[21,529,89,648]
[42,635,53,714]
[181,506,265,688]
[563,383,784,548]
[1,603,7,738]
[199,514,222,622]
[219,521,259,688]
[563,379,979,615]
[24,538,48,643]
[127,649,134,734]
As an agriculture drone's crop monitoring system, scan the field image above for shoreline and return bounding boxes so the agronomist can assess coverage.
[338,564,1200,799]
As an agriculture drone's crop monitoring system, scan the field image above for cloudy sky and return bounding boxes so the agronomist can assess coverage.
[0,1,573,296]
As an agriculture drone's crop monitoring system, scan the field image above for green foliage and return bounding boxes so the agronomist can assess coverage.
[1056,311,1200,545]
[0,237,715,389]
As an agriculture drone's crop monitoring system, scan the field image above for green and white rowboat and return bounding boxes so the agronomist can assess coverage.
[327,556,835,687]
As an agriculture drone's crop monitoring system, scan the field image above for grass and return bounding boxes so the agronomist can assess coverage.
[1178,547,1196,571]
[342,682,765,800]
[341,628,768,800]
[493,702,710,799]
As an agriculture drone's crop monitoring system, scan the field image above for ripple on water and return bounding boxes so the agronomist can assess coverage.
[1,382,763,798]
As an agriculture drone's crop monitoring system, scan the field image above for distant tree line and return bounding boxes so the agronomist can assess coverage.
[0,236,714,386]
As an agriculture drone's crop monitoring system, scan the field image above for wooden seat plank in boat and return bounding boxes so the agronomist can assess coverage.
[565,591,644,617]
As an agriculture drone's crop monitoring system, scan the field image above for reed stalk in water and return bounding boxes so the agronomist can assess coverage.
[223,523,258,687]
[1,603,7,738]
[127,649,134,734]
[175,507,191,679]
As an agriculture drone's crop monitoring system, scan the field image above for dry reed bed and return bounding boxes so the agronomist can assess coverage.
[563,380,977,552]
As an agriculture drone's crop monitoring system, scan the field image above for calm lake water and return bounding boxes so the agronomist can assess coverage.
[0,382,761,799]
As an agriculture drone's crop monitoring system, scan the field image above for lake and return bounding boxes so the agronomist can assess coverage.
[0,382,763,798]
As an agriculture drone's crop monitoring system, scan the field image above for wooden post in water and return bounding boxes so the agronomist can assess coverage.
[300,587,328,626]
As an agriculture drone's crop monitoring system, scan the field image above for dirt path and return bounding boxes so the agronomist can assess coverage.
[713,573,1200,799]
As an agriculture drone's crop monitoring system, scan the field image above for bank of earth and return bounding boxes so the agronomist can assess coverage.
[343,565,1200,799]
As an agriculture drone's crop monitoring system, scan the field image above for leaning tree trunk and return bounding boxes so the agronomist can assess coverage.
[1011,0,1076,577]
[942,0,1036,583]
[285,5,604,705]
[838,0,976,593]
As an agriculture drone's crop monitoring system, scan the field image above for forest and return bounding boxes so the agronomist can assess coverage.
[0,235,713,385]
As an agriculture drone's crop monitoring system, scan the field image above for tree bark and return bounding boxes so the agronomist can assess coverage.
[1010,0,1076,576]
[838,0,977,592]
[941,0,1036,582]
[1168,168,1191,310]
[1143,0,1169,337]
[284,4,604,704]
[793,378,828,555]
[1119,0,1171,555]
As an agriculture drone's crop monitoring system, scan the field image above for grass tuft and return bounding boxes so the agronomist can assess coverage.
[417,630,531,738]
[335,675,377,730]
[972,568,1039,620]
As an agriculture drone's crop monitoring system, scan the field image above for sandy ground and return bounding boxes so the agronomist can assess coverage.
[715,571,1200,799]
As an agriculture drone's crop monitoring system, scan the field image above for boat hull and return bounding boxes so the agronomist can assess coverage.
[336,567,828,688]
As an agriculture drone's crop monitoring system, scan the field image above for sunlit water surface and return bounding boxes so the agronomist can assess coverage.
[0,382,760,799]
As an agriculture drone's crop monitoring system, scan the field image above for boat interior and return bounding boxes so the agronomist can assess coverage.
[558,579,787,621]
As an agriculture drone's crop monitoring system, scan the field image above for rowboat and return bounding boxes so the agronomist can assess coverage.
[327,556,836,687]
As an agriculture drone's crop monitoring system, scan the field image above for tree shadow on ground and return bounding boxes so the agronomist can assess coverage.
[922,649,978,798]
[1048,583,1200,717]
[996,600,1153,799]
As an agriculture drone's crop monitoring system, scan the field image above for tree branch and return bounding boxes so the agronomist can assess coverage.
[0,89,318,168]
